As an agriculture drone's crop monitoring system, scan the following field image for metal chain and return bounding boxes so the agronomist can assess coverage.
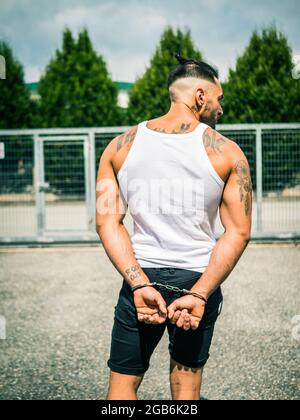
[131,281,207,304]
[151,282,189,294]
[152,282,207,304]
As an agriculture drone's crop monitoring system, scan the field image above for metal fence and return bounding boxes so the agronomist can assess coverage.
[0,124,299,244]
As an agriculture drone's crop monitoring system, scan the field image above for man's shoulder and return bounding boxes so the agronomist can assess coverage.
[115,125,139,153]
[203,126,246,164]
[102,125,139,161]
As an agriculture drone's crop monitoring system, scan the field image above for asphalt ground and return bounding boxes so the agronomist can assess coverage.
[0,243,299,400]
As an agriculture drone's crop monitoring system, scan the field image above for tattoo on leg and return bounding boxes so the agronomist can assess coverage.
[125,264,143,286]
[203,128,226,152]
[116,127,138,152]
[234,160,252,216]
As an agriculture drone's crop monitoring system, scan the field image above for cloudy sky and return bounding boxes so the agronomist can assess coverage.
[0,0,299,83]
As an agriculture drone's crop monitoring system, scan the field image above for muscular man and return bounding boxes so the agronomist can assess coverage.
[96,53,252,400]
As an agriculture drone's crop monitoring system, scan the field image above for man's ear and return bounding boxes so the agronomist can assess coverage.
[195,87,206,110]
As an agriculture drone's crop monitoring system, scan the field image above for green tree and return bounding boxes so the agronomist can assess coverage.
[0,41,32,128]
[127,26,203,124]
[222,27,300,123]
[221,27,300,191]
[38,28,120,127]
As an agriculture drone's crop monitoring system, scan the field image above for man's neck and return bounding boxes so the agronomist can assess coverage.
[146,103,201,135]
[166,102,200,123]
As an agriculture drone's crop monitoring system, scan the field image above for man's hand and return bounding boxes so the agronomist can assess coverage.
[167,295,206,331]
[133,287,168,325]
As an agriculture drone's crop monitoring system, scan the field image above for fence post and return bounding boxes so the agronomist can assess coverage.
[89,130,96,233]
[84,130,96,234]
[256,127,263,232]
[84,135,91,232]
[34,135,45,238]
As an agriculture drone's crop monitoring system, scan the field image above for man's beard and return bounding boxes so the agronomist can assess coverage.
[200,111,218,129]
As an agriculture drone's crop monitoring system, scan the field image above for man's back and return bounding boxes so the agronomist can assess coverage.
[111,119,228,273]
[111,117,231,185]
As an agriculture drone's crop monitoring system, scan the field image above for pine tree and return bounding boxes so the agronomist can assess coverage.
[222,27,300,123]
[221,27,300,191]
[38,28,120,127]
[0,41,32,128]
[127,26,203,124]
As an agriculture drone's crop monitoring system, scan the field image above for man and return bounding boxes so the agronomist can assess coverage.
[96,53,252,400]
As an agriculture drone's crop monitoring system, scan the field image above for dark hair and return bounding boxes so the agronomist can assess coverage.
[168,52,219,88]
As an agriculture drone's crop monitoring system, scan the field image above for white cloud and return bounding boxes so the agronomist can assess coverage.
[0,0,298,83]
[34,0,168,82]
[104,51,150,82]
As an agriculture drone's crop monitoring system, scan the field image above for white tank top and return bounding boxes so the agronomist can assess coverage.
[117,120,225,273]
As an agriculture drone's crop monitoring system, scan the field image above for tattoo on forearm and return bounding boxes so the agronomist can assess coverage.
[203,129,226,152]
[116,127,137,152]
[234,160,252,216]
[151,123,192,134]
[125,264,143,285]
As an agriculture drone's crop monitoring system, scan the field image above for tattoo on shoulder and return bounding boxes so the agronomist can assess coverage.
[151,127,167,133]
[203,129,226,152]
[178,123,192,134]
[116,126,138,152]
[152,123,192,134]
[125,264,143,286]
[234,160,252,216]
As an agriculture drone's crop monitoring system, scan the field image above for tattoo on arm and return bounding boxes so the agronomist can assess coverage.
[234,160,252,216]
[203,129,226,152]
[125,264,143,286]
[116,127,137,152]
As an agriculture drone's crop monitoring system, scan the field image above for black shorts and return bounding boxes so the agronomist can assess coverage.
[107,267,223,375]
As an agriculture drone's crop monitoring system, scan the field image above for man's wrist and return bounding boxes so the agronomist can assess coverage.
[184,290,207,305]
[124,264,151,289]
[128,274,151,292]
[131,283,155,293]
[190,286,210,301]
[130,273,151,287]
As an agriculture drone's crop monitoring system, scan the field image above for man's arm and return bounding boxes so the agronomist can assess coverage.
[95,137,149,289]
[190,141,252,299]
[168,140,252,330]
[96,134,167,324]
